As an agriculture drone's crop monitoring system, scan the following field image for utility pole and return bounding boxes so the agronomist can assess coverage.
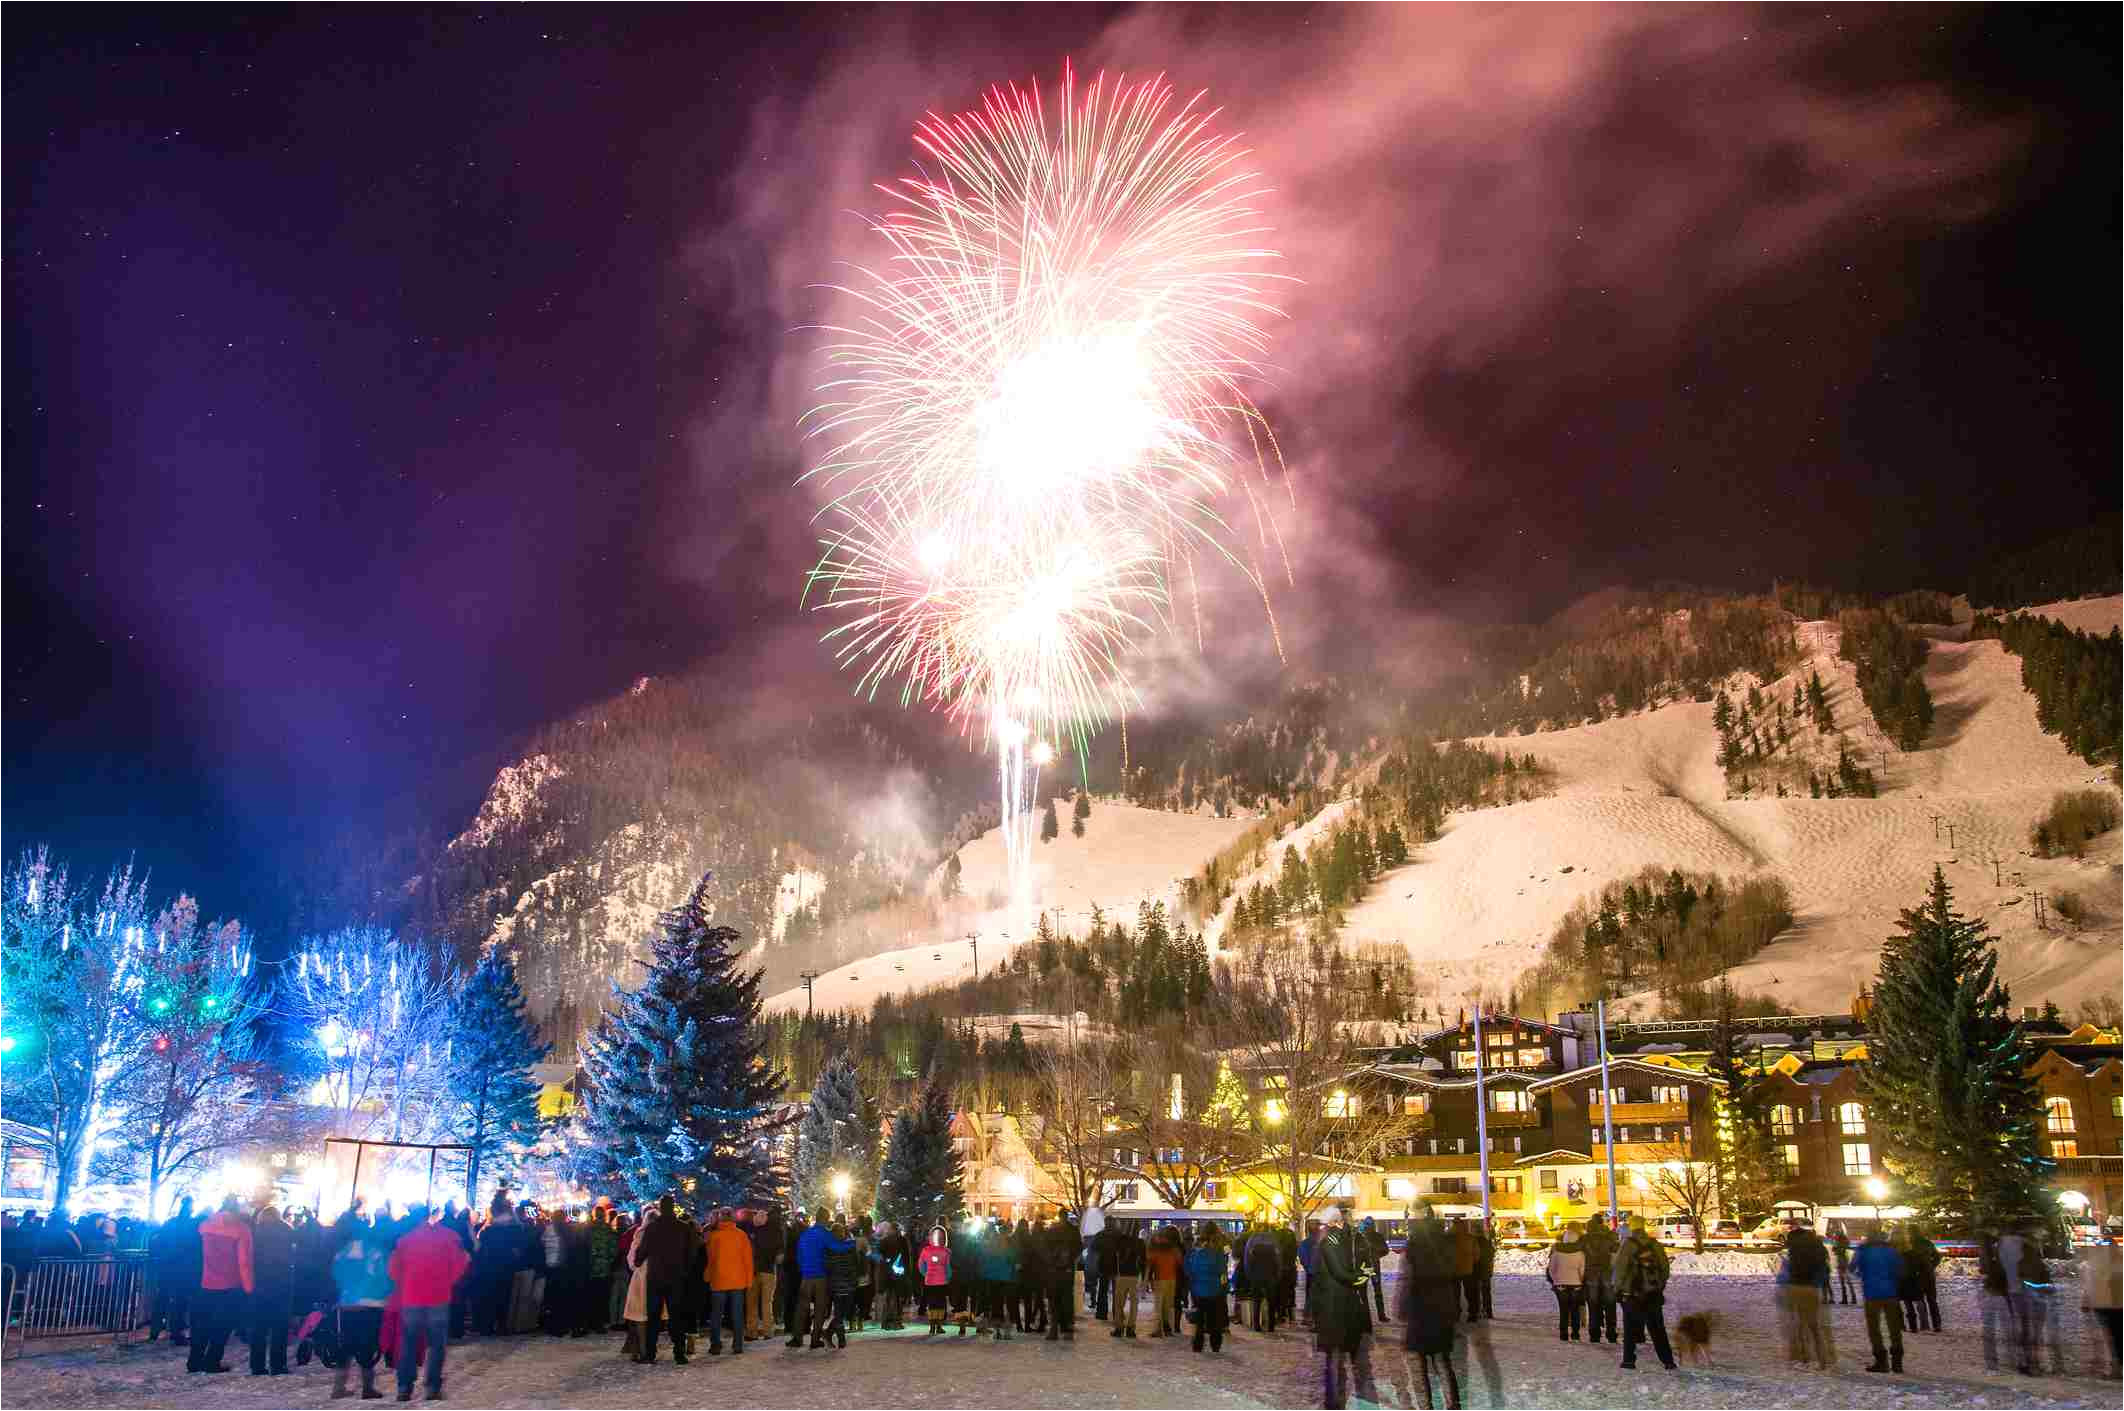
[1989,853,2004,887]
[1597,998,1620,1223]
[799,970,820,1019]
[966,932,980,981]
[1930,814,1942,842]
[1944,822,1958,853]
[1473,1002,1492,1224]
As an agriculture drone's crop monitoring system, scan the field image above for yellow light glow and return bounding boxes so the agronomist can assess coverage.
[830,1171,853,1202]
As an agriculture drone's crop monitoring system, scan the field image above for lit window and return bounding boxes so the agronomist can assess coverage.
[1519,1048,1549,1067]
[1841,1143,1871,1176]
[1319,1175,1355,1198]
[1837,1102,1865,1135]
[1769,1104,1797,1136]
[1492,1088,1531,1113]
[1323,1091,1360,1119]
[1489,1175,1522,1195]
[2045,1097,2076,1134]
[2113,1095,2122,1119]
[1651,1086,1685,1106]
[1453,1051,1479,1070]
[2051,1139,2079,1159]
[1588,1086,1623,1106]
[1780,1144,1800,1174]
[1403,1093,1430,1116]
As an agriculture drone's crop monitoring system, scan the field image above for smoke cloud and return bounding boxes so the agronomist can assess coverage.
[674,4,2027,713]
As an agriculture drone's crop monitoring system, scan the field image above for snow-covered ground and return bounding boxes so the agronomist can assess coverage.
[7,1273,2109,1408]
[1333,618,2121,1016]
[764,803,1252,1014]
[2014,595,2123,637]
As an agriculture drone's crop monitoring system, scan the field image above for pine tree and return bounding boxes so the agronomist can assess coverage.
[1072,790,1090,838]
[578,872,786,1213]
[1713,693,1732,735]
[941,852,962,899]
[445,952,552,1208]
[792,1051,878,1217]
[1041,797,1060,843]
[1861,868,2051,1228]
[876,1080,964,1237]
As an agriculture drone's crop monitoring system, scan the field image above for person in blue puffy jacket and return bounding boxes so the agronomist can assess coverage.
[1852,1229,1906,1374]
[1184,1227,1232,1353]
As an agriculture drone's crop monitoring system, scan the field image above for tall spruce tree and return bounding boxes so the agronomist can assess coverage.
[792,1052,878,1216]
[876,1080,964,1236]
[1861,868,2051,1227]
[444,952,552,1207]
[1072,790,1090,838]
[578,872,785,1213]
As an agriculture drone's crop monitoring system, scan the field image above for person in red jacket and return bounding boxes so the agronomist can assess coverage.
[188,1197,253,1373]
[389,1208,471,1403]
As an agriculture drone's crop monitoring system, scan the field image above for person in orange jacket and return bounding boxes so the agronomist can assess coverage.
[188,1197,254,1374]
[703,1210,754,1356]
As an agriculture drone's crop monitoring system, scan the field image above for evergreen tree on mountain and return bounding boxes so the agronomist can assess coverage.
[1041,797,1060,843]
[793,1051,878,1216]
[1072,790,1090,838]
[578,872,785,1213]
[1861,868,2051,1228]
[445,951,552,1206]
[876,1080,964,1236]
[941,852,962,899]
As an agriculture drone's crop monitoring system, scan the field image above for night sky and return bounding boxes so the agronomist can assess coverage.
[5,5,2116,926]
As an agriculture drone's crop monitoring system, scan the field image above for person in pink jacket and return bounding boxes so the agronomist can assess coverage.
[389,1209,471,1402]
[188,1198,253,1374]
[917,1226,952,1337]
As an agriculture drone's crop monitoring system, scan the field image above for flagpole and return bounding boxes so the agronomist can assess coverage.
[1597,998,1619,1222]
[1474,1002,1492,1223]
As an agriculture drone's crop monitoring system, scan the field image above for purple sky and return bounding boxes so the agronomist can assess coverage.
[5,5,2115,927]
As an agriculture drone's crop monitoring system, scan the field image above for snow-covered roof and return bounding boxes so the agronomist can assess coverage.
[1359,1063,1542,1091]
[1524,1059,1726,1094]
[1512,1148,1593,1167]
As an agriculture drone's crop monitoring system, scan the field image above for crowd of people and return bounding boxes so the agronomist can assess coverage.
[3,1193,2119,1407]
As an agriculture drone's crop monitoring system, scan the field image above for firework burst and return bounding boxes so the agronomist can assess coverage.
[802,64,1292,897]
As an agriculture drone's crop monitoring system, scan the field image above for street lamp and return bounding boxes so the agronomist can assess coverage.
[830,1170,852,1212]
[1864,1175,1888,1230]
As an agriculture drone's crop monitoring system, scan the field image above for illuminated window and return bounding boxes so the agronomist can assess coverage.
[1841,1143,1871,1176]
[1489,1175,1522,1195]
[1319,1175,1355,1198]
[2045,1097,2076,1134]
[1769,1104,1797,1136]
[1262,1073,1288,1090]
[1520,1048,1549,1067]
[1492,1088,1531,1113]
[1323,1092,1360,1118]
[2051,1139,2079,1159]
[1432,1177,1467,1195]
[1588,1086,1624,1106]
[1453,1051,1479,1071]
[1403,1093,1430,1116]
[2113,1095,2122,1119]
[1651,1086,1685,1106]
[1837,1102,1865,1135]
[1780,1144,1800,1174]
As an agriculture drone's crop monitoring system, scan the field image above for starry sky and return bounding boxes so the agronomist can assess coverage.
[5,5,2116,927]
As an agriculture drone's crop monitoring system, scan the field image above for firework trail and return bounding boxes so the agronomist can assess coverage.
[803,64,1291,900]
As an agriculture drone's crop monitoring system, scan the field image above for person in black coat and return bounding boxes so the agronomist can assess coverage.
[1400,1212,1462,1409]
[148,1198,200,1344]
[1042,1218,1079,1341]
[1015,1219,1048,1333]
[249,1206,297,1376]
[1312,1210,1376,1410]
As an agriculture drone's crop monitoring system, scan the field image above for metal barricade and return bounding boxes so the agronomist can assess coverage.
[1,1254,148,1359]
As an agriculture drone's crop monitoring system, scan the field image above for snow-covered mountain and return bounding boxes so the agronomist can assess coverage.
[423,590,2119,1044]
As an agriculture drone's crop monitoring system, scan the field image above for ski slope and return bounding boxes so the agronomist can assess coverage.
[1334,615,2120,1017]
[762,803,1251,1015]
